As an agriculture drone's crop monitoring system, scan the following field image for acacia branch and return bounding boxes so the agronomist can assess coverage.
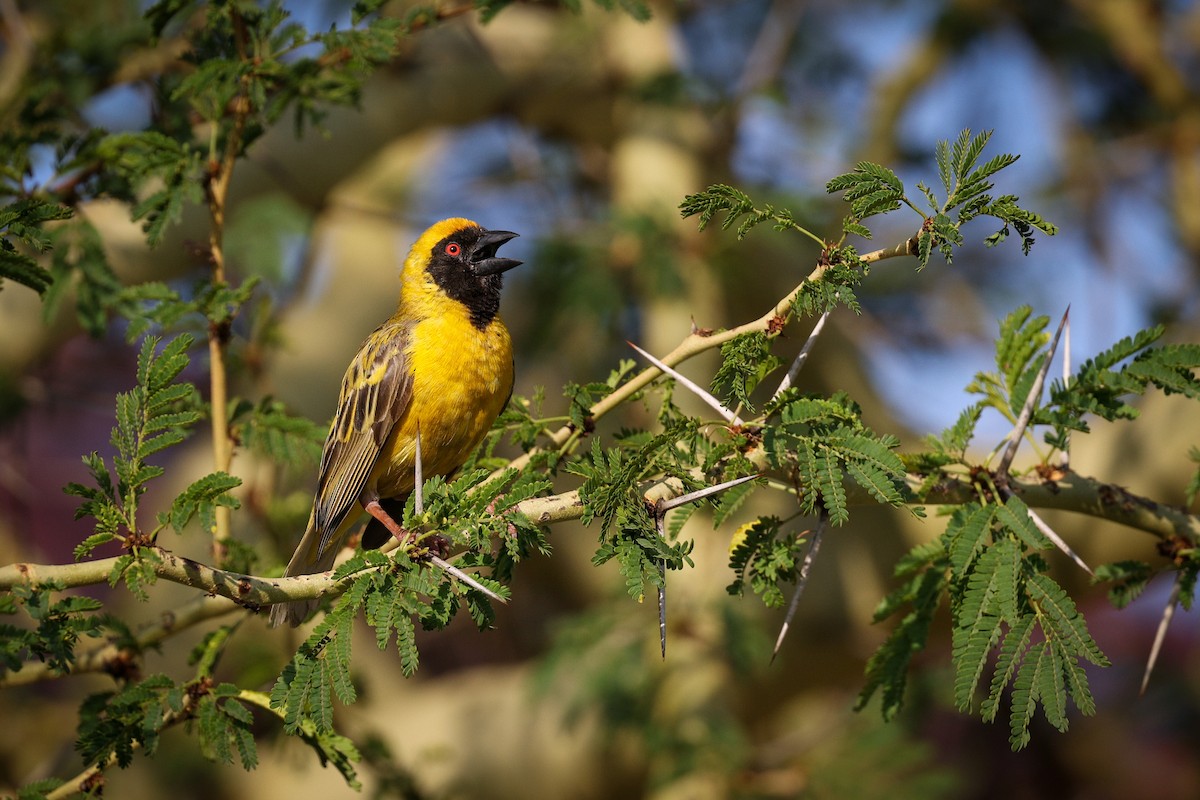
[3,471,1193,600]
[202,12,253,557]
[510,236,919,471]
[0,594,239,688]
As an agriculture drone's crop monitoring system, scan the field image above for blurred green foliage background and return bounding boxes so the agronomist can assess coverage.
[2,0,1199,797]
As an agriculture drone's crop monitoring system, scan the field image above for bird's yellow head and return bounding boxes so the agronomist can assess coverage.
[399,217,522,330]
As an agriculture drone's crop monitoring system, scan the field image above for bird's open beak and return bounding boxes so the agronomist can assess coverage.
[471,229,523,276]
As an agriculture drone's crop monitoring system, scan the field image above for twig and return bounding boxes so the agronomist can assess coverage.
[1141,576,1181,695]
[4,472,1198,598]
[202,54,251,559]
[505,235,920,474]
[1,594,239,688]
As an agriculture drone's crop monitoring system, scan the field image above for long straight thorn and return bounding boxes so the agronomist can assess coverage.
[627,340,743,425]
[658,474,759,514]
[771,514,827,663]
[1026,506,1092,575]
[428,554,507,604]
[655,510,667,659]
[772,310,831,400]
[997,306,1070,480]
[1062,311,1072,469]
[414,424,424,516]
[1141,577,1181,695]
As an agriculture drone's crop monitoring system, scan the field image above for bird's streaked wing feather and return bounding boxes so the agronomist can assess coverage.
[311,321,413,557]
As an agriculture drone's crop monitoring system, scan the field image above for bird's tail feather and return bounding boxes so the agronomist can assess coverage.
[268,516,342,628]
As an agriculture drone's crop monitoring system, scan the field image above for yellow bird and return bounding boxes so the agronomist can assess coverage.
[269,218,522,627]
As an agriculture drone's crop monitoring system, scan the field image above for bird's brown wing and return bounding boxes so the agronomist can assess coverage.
[310,320,413,560]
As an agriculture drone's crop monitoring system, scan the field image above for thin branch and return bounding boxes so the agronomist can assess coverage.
[1,594,239,688]
[203,11,252,557]
[507,235,920,474]
[4,470,1197,601]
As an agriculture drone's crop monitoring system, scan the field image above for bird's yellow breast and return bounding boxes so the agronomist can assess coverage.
[368,310,513,497]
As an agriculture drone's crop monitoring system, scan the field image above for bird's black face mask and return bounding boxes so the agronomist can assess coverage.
[426,226,522,330]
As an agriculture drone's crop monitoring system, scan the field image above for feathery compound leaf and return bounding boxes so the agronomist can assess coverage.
[952,549,1007,711]
[1008,640,1046,750]
[712,331,782,411]
[1038,642,1070,732]
[1094,561,1153,609]
[995,496,1052,552]
[827,162,905,222]
[857,567,947,720]
[813,453,848,526]
[952,130,991,187]
[166,471,242,533]
[271,609,358,736]
[846,461,904,507]
[1026,573,1108,667]
[982,615,1035,723]
[946,503,995,577]
[76,673,176,768]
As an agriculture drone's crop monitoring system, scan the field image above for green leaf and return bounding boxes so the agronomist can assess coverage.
[0,247,53,294]
[679,184,816,241]
[1094,560,1153,609]
[981,615,1034,723]
[1008,640,1045,750]
[946,503,994,577]
[993,496,1051,552]
[813,453,848,525]
[857,567,947,720]
[167,471,242,533]
[1027,573,1108,667]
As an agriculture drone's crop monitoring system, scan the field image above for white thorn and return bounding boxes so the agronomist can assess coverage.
[772,310,831,400]
[998,306,1069,478]
[658,474,758,513]
[771,515,827,663]
[628,340,743,425]
[1026,507,1092,576]
[414,425,424,516]
[1141,578,1181,695]
[428,554,507,604]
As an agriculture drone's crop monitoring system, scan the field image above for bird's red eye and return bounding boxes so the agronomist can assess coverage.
[445,242,461,257]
